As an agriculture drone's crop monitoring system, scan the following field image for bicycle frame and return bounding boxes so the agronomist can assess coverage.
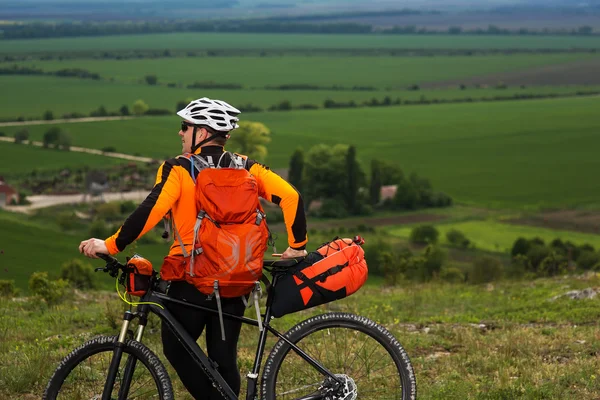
[106,274,342,400]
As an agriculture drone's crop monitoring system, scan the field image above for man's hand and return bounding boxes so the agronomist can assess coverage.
[281,247,307,259]
[79,238,109,259]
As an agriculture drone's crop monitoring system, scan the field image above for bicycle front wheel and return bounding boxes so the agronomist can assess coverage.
[43,335,173,400]
[262,312,416,400]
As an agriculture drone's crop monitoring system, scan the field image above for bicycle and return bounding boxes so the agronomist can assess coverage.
[43,253,417,399]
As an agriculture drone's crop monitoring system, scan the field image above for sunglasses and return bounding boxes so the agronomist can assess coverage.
[180,121,197,132]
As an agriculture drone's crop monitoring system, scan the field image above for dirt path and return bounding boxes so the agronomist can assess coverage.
[0,116,134,127]
[0,136,154,163]
[4,190,150,214]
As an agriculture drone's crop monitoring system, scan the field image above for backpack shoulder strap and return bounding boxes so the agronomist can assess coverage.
[229,152,246,170]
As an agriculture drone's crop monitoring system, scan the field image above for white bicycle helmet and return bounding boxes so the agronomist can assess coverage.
[177,97,241,132]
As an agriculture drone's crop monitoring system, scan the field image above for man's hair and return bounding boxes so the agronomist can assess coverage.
[199,125,228,146]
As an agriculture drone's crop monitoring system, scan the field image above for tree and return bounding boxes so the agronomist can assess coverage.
[378,161,404,185]
[119,105,130,116]
[132,99,149,116]
[302,143,366,212]
[409,225,439,245]
[14,129,29,144]
[145,75,158,85]
[369,159,382,205]
[43,127,61,148]
[43,110,54,120]
[288,148,304,195]
[345,145,359,213]
[393,178,419,210]
[226,121,271,162]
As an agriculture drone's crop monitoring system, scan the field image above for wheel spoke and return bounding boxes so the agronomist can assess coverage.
[265,315,414,400]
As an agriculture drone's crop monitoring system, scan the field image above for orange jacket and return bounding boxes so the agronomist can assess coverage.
[105,146,307,256]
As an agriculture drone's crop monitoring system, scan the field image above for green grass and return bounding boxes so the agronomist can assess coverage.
[2,74,599,119]
[4,95,599,209]
[3,275,600,399]
[8,53,598,88]
[0,141,127,175]
[2,33,600,54]
[387,219,600,254]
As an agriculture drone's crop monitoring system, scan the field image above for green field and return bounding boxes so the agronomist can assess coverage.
[3,75,600,119]
[0,141,127,175]
[3,33,600,54]
[4,96,600,209]
[8,54,598,88]
[387,220,600,253]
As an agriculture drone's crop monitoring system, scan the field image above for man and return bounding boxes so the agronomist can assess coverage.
[79,97,308,399]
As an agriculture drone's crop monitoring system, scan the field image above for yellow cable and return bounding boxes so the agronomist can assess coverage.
[115,276,164,310]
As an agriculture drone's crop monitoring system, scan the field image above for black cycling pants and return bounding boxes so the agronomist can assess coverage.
[161,280,246,400]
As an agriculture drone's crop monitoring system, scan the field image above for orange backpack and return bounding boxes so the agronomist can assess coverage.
[183,152,269,298]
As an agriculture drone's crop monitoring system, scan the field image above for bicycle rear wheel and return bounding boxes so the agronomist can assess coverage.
[43,335,173,400]
[261,312,416,400]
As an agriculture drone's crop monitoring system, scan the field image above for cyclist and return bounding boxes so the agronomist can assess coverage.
[79,97,308,399]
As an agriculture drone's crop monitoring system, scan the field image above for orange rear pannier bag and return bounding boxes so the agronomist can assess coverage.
[270,237,368,318]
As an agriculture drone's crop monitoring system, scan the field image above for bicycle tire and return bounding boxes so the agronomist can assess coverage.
[43,335,173,400]
[261,312,416,400]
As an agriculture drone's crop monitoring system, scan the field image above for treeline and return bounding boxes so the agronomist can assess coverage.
[0,65,100,80]
[4,48,597,63]
[4,88,599,124]
[1,20,597,40]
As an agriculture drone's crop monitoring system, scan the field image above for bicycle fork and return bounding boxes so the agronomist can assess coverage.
[102,310,148,400]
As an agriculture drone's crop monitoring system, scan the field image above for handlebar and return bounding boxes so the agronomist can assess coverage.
[95,253,125,278]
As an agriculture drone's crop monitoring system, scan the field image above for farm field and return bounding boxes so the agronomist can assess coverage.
[0,141,128,175]
[3,75,600,119]
[3,33,600,55]
[4,96,600,209]
[8,54,600,88]
[387,220,600,253]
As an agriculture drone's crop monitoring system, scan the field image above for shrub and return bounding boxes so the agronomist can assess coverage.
[378,251,401,286]
[440,267,465,283]
[446,229,470,249]
[579,243,595,253]
[316,198,349,219]
[132,99,149,116]
[95,202,121,221]
[511,237,531,257]
[102,146,117,153]
[506,254,529,279]
[60,259,97,290]
[0,280,19,297]
[28,272,70,306]
[43,110,54,120]
[538,252,568,276]
[526,245,552,272]
[550,238,568,255]
[144,75,158,85]
[120,200,137,214]
[14,129,29,144]
[577,251,600,270]
[409,225,439,245]
[363,238,393,276]
[469,256,503,284]
[56,212,78,231]
[419,246,445,281]
[89,219,112,238]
